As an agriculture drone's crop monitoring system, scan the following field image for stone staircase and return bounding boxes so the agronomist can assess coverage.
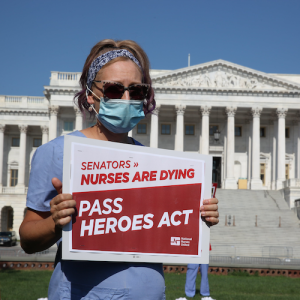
[210,189,300,258]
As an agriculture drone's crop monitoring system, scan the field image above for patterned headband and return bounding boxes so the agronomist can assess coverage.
[86,49,142,89]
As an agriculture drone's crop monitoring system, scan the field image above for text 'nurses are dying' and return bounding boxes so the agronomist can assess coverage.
[80,160,195,185]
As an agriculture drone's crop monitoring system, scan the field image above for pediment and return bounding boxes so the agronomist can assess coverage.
[152,60,300,91]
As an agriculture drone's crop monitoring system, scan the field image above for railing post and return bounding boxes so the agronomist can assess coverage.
[279,216,281,228]
[225,215,227,226]
[233,215,236,226]
[255,215,258,227]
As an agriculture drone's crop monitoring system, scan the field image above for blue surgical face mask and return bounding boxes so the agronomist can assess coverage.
[86,86,145,134]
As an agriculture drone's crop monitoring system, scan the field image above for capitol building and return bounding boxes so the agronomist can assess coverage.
[1,59,300,236]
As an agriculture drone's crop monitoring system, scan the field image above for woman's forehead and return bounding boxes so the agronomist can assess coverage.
[95,60,142,82]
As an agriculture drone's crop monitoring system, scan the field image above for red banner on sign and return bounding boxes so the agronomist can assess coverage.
[72,183,201,255]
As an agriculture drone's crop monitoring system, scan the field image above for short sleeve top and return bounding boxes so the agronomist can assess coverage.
[26,131,165,300]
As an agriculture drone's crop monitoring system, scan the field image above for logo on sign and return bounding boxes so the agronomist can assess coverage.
[170,237,180,246]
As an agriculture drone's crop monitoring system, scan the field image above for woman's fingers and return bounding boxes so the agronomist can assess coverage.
[52,177,63,194]
[50,193,73,206]
[202,198,219,205]
[50,194,76,228]
[200,198,219,226]
[203,216,219,226]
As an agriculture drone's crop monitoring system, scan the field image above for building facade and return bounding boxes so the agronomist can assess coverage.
[1,59,300,235]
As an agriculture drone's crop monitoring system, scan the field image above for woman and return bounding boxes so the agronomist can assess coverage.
[19,39,219,300]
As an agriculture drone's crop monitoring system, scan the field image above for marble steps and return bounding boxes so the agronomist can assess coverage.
[216,190,289,210]
[209,189,300,258]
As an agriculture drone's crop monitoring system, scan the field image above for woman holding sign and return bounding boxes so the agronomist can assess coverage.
[20,39,219,300]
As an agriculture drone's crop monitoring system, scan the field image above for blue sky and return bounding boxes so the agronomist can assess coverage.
[0,0,299,96]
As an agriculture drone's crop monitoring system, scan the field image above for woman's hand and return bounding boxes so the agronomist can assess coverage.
[200,198,219,226]
[50,177,77,228]
[19,177,76,254]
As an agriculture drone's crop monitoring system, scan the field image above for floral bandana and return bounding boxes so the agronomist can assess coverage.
[86,49,142,89]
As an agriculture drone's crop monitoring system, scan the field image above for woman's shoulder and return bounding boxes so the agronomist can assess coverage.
[36,131,86,156]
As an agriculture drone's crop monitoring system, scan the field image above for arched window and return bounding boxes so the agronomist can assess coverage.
[1,206,14,231]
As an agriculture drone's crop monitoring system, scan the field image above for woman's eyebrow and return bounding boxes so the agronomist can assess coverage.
[105,80,142,86]
[93,82,103,92]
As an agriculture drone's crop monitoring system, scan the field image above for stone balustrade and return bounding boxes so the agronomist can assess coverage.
[5,96,22,103]
[0,95,47,108]
[284,179,300,188]
[49,71,81,87]
[2,186,28,194]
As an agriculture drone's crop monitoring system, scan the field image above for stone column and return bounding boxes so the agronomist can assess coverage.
[272,118,278,190]
[224,106,237,189]
[296,112,300,179]
[150,106,160,148]
[222,124,227,189]
[41,126,49,145]
[247,120,252,189]
[49,106,59,141]
[175,105,186,151]
[74,106,83,131]
[250,107,263,190]
[198,117,202,153]
[200,106,211,155]
[17,125,28,188]
[0,124,5,191]
[276,108,288,190]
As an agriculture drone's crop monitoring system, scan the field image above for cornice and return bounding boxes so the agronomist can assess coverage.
[152,60,300,92]
[153,85,300,97]
[0,109,48,116]
[44,85,80,99]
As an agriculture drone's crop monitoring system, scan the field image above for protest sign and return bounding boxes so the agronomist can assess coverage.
[62,136,212,263]
[212,182,218,198]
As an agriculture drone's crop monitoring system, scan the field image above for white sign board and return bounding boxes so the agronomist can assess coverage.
[62,136,212,264]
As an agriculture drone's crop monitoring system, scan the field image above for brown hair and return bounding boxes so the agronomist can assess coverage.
[74,39,155,116]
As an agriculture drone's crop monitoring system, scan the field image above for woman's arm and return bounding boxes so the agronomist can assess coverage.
[19,178,76,254]
[200,198,219,226]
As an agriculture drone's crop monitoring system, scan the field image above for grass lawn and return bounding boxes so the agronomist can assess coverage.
[0,270,52,300]
[1,269,300,299]
[165,271,300,300]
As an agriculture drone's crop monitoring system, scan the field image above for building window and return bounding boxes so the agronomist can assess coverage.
[7,207,13,231]
[161,124,171,135]
[185,125,195,135]
[64,121,74,131]
[235,126,242,137]
[285,128,290,138]
[209,125,219,136]
[33,138,42,147]
[12,137,20,147]
[10,170,18,187]
[137,124,147,134]
[260,127,266,137]
[260,163,265,186]
[286,164,289,180]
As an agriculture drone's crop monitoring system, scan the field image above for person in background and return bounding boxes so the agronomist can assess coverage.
[185,244,214,300]
[20,39,219,300]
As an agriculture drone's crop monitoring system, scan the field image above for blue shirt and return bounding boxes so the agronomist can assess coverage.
[27,131,165,300]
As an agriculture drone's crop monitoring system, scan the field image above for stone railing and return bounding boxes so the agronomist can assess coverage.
[27,97,45,103]
[284,179,300,188]
[57,72,79,81]
[49,71,81,87]
[0,95,47,108]
[5,96,22,103]
[1,186,28,194]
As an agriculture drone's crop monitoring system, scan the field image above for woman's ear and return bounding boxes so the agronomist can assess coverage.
[86,95,95,105]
